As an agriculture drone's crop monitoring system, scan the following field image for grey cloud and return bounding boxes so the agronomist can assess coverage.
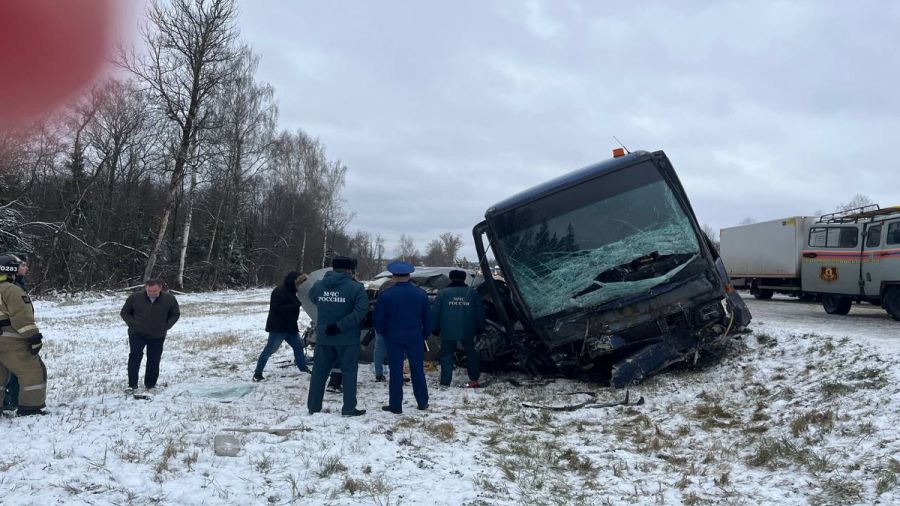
[238,0,900,256]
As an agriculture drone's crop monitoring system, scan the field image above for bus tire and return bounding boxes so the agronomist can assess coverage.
[822,294,852,315]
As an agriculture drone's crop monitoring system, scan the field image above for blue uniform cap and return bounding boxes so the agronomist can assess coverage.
[387,261,415,275]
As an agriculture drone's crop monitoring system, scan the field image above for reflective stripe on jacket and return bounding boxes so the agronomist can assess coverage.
[0,278,39,339]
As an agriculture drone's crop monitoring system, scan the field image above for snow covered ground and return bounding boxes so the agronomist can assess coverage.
[1,289,898,505]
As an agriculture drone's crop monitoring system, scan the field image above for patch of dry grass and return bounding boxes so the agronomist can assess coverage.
[185,331,241,352]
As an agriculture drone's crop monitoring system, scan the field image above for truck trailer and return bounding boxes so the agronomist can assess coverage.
[720,216,817,299]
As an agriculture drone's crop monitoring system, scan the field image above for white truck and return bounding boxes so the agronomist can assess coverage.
[720,216,816,300]
[721,205,900,320]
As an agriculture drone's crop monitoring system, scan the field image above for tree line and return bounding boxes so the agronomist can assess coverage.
[0,0,466,292]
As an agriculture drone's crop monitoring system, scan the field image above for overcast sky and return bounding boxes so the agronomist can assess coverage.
[235,0,900,259]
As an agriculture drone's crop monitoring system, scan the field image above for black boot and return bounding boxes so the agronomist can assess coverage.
[17,407,48,417]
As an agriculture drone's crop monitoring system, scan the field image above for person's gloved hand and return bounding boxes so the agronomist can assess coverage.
[28,333,43,355]
[325,324,340,336]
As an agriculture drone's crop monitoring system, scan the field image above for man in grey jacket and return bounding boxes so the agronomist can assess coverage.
[120,279,180,393]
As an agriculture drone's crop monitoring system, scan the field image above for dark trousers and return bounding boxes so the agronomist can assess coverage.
[386,338,428,411]
[128,334,165,388]
[307,344,359,415]
[3,374,18,410]
[254,331,307,374]
[440,338,480,385]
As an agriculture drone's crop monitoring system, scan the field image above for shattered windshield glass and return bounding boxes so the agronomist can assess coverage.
[494,161,700,319]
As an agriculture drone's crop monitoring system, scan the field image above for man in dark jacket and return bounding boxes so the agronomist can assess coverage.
[253,271,310,381]
[120,279,180,393]
[375,261,430,414]
[306,257,368,416]
[432,270,485,387]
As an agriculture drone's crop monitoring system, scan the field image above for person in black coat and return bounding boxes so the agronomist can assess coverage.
[253,271,310,381]
[120,279,180,392]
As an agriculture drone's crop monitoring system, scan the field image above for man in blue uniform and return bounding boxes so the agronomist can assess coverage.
[306,257,368,417]
[432,269,485,387]
[374,261,430,414]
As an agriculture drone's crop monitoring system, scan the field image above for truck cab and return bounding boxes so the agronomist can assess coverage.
[473,150,751,386]
[800,205,900,319]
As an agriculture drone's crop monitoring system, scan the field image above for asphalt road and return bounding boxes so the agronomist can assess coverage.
[741,291,899,355]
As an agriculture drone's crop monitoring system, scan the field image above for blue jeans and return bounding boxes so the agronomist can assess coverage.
[373,333,387,376]
[255,332,307,374]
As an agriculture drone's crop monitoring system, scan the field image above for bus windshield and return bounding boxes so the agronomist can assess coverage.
[493,161,701,319]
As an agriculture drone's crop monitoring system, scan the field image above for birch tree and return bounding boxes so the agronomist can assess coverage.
[120,0,240,282]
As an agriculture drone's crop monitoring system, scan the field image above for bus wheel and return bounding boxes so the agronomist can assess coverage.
[822,294,852,315]
[884,287,900,321]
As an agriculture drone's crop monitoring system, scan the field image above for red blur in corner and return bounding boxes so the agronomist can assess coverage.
[0,0,117,126]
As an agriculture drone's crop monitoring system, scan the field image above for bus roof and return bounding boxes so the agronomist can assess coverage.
[484,150,659,219]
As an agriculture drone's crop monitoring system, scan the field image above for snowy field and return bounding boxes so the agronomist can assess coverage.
[1,289,898,505]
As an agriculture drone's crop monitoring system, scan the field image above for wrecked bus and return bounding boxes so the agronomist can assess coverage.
[472,149,751,386]
[299,150,750,387]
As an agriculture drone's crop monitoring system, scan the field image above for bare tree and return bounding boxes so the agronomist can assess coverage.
[119,0,240,281]
[836,194,875,212]
[189,44,275,286]
[439,232,463,265]
[396,234,420,264]
[423,238,444,266]
[701,224,720,252]
[319,161,351,267]
[738,217,756,225]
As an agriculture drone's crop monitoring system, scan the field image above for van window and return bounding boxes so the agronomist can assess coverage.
[866,225,882,248]
[808,227,859,248]
[888,222,900,245]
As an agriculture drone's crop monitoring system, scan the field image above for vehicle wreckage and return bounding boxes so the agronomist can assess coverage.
[299,150,751,387]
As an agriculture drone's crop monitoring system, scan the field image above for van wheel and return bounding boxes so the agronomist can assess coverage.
[884,287,900,321]
[822,294,852,315]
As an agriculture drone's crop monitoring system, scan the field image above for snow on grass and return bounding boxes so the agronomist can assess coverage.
[1,290,898,505]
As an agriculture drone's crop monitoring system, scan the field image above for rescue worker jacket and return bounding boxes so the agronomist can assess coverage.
[309,270,368,347]
[431,281,486,341]
[373,281,431,343]
[265,272,303,333]
[0,276,40,340]
[120,290,180,339]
